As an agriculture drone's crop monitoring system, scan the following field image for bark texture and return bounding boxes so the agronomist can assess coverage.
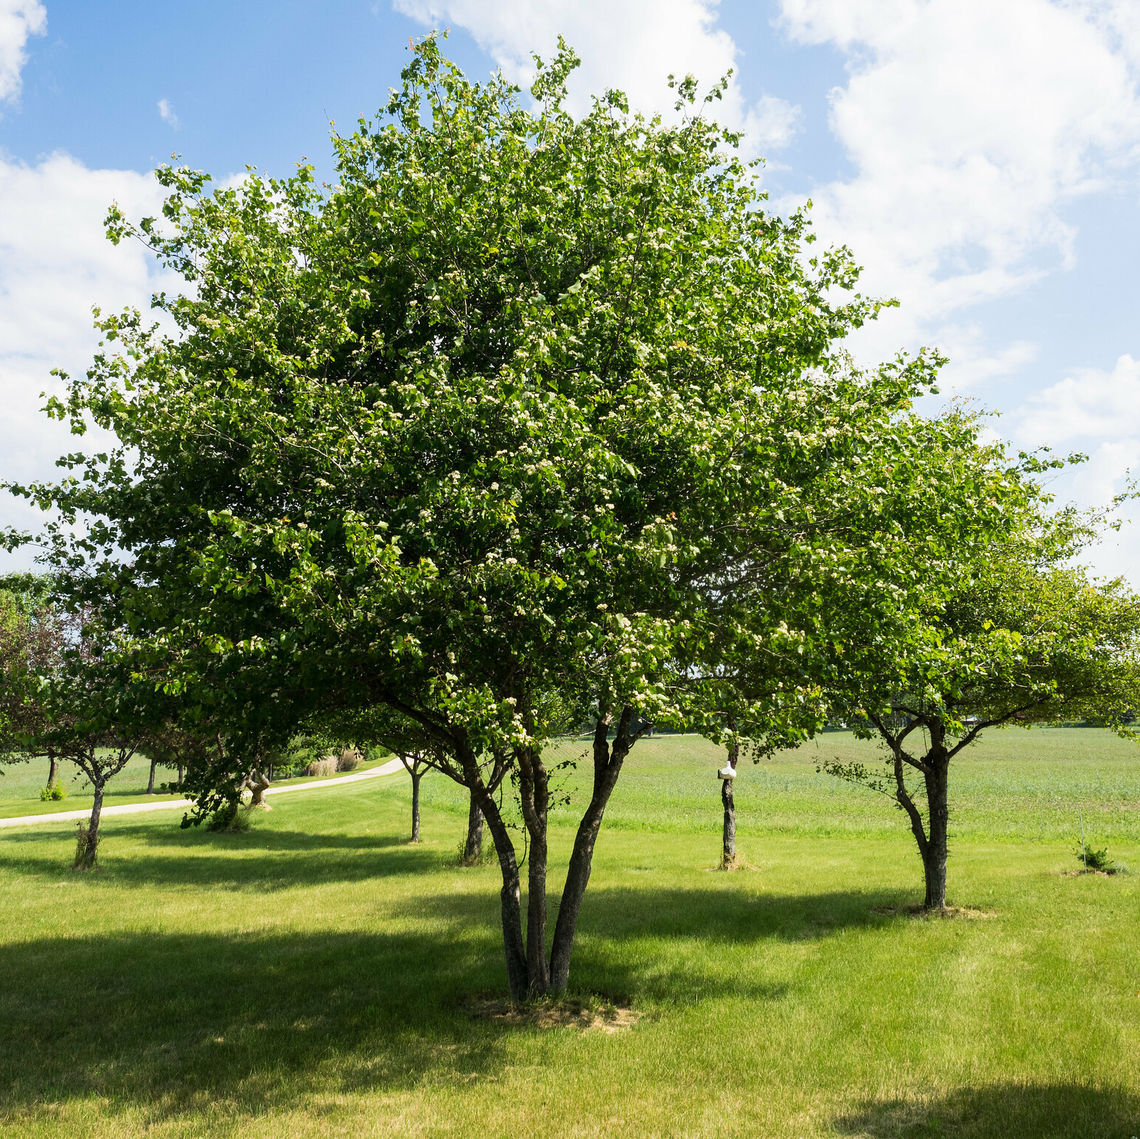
[921,751,950,909]
[721,777,736,867]
[246,768,271,808]
[548,708,634,993]
[462,790,484,864]
[74,780,103,870]
[410,770,422,842]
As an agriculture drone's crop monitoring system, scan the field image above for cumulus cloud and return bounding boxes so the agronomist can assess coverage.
[0,0,45,104]
[390,0,800,154]
[0,153,171,564]
[1017,354,1140,446]
[1007,353,1140,581]
[776,0,1140,389]
[157,97,179,128]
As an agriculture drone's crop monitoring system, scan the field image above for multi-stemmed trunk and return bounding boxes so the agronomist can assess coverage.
[889,735,950,911]
[547,712,632,993]
[246,769,270,808]
[469,706,638,1000]
[868,704,1038,912]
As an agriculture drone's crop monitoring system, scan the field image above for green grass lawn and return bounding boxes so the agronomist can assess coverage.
[1,729,1138,1137]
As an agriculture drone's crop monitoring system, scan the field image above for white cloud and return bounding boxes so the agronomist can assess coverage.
[0,153,171,566]
[390,0,800,154]
[935,332,1038,393]
[1053,438,1140,583]
[1005,353,1140,582]
[776,0,1140,386]
[0,0,45,104]
[157,97,179,129]
[1017,354,1140,446]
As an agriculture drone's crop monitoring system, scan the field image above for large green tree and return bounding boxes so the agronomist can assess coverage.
[11,40,1025,996]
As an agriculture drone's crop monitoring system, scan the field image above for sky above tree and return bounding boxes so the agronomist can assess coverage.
[1,0,1138,580]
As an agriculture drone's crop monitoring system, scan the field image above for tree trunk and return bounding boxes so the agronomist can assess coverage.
[720,732,739,868]
[410,770,422,842]
[247,769,270,808]
[75,779,104,871]
[176,761,184,786]
[922,754,950,910]
[721,776,736,867]
[47,754,59,790]
[518,748,551,996]
[479,787,529,1001]
[548,708,631,994]
[146,755,158,794]
[462,790,484,864]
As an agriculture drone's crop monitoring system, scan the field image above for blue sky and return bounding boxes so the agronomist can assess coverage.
[2,0,1139,579]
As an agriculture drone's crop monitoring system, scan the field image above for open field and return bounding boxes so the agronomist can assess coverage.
[1,729,1138,1137]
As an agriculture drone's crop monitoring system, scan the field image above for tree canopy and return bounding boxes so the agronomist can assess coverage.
[8,38,1042,994]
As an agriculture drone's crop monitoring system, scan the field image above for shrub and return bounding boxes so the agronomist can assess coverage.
[336,747,363,772]
[1075,842,1117,873]
[206,801,250,832]
[305,756,338,778]
[39,783,67,802]
[73,822,98,869]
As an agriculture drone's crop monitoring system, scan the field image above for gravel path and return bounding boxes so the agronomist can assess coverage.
[0,757,407,829]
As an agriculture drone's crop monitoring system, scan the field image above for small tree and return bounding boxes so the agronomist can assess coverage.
[400,750,430,842]
[0,574,58,788]
[823,514,1140,909]
[0,602,150,869]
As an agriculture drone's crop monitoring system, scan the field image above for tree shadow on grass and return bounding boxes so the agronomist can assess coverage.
[832,1083,1140,1138]
[389,883,914,1004]
[0,823,445,889]
[0,927,509,1126]
[397,882,912,949]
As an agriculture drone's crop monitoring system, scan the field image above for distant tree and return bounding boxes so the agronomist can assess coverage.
[0,574,60,789]
[822,512,1140,909]
[0,603,151,868]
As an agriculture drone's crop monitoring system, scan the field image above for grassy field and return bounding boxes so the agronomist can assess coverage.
[1,728,1138,1137]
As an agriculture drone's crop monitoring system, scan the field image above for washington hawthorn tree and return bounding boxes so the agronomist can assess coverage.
[822,510,1140,910]
[12,39,1028,997]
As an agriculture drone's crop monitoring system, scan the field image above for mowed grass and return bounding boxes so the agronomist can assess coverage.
[1,729,1138,1137]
